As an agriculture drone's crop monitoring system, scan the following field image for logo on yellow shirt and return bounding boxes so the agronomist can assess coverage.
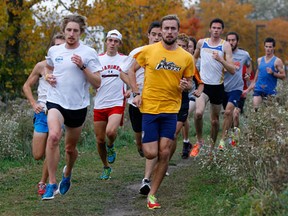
[155,58,181,72]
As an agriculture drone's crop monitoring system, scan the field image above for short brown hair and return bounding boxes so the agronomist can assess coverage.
[61,14,87,34]
[160,14,180,30]
[177,33,189,46]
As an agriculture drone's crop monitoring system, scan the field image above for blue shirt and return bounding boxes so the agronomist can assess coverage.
[255,56,278,95]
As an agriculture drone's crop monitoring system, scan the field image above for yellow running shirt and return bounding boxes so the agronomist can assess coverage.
[134,42,194,114]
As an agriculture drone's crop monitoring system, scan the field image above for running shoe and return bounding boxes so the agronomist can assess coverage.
[232,127,241,146]
[139,178,151,195]
[227,129,234,145]
[147,195,161,209]
[100,167,112,180]
[42,183,58,200]
[218,139,225,151]
[182,142,192,159]
[190,142,202,157]
[59,165,72,195]
[37,182,46,195]
[107,145,116,164]
[231,140,236,147]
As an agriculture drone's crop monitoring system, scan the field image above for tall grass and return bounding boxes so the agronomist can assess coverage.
[0,98,33,160]
[0,99,134,159]
[197,81,288,215]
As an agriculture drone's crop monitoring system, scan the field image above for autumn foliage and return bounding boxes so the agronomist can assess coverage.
[0,0,287,98]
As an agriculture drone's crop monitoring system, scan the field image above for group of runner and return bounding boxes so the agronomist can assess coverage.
[23,13,286,210]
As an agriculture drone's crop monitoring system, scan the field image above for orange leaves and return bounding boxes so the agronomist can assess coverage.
[180,16,201,38]
[88,0,195,53]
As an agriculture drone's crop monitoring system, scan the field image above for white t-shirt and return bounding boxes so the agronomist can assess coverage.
[94,52,127,109]
[46,43,102,110]
[121,46,145,106]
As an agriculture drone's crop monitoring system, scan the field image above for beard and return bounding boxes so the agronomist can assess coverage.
[232,42,238,51]
[163,37,177,46]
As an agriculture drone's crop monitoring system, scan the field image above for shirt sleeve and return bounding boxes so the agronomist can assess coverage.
[45,48,53,67]
[134,47,146,68]
[87,50,102,73]
[193,67,203,84]
[183,55,195,78]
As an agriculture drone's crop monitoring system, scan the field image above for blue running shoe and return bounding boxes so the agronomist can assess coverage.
[107,145,116,164]
[100,167,112,180]
[42,183,58,200]
[59,165,72,195]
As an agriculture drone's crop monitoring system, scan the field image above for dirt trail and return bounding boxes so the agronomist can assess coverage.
[104,157,195,216]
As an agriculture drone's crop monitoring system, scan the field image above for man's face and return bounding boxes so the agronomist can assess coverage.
[226,34,238,51]
[177,39,188,51]
[188,41,195,54]
[148,27,162,44]
[106,35,121,53]
[209,22,223,38]
[264,42,274,55]
[64,22,81,46]
[161,20,178,45]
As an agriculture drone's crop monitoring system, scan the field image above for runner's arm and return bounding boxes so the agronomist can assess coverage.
[23,62,43,112]
[273,58,286,80]
[128,61,141,93]
[220,42,235,75]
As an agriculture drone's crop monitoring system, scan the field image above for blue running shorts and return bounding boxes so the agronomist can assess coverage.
[142,113,177,143]
[33,111,48,133]
[223,90,242,108]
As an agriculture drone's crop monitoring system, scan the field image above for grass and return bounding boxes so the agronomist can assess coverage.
[1,90,288,215]
[0,129,241,216]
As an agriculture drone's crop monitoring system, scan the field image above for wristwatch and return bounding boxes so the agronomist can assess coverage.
[132,92,140,97]
[80,65,86,70]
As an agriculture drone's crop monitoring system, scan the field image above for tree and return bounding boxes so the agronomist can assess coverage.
[195,0,287,66]
[248,0,288,20]
[0,0,62,98]
[88,0,195,54]
[195,0,259,62]
[258,18,288,64]
[180,15,201,39]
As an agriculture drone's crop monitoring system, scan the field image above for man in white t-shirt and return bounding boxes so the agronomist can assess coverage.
[23,33,65,196]
[93,29,128,180]
[42,14,102,200]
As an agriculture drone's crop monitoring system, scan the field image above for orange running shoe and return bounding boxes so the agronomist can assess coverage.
[190,142,202,157]
[147,195,161,209]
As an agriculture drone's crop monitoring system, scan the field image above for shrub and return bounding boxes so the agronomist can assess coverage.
[0,98,35,160]
[198,81,288,215]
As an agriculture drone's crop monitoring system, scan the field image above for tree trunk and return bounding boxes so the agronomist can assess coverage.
[5,0,23,61]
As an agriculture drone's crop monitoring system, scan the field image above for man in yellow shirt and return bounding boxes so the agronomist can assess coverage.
[129,14,194,210]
